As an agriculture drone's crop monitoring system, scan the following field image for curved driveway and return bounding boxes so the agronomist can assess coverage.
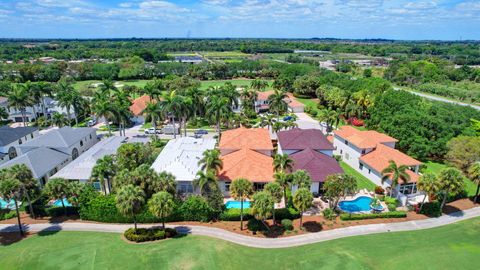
[1,207,479,249]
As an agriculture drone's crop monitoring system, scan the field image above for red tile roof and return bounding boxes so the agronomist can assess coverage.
[257,90,274,101]
[334,126,398,149]
[219,127,273,151]
[278,128,334,151]
[285,93,305,109]
[218,149,274,182]
[290,149,343,182]
[129,95,153,116]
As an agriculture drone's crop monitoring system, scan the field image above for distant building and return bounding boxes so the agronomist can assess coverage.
[5,97,76,123]
[174,56,204,64]
[129,95,154,124]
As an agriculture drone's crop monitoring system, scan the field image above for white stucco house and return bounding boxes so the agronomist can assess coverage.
[332,126,424,205]
[151,137,216,194]
[5,97,76,123]
[0,126,39,165]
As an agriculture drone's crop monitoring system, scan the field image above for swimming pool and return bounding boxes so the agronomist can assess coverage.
[225,200,251,209]
[338,196,383,213]
[0,198,20,209]
[52,198,72,207]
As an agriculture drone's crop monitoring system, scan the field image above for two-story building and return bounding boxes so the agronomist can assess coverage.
[332,126,424,205]
[0,126,39,165]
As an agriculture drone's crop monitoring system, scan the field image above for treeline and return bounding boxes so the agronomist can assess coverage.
[1,39,480,64]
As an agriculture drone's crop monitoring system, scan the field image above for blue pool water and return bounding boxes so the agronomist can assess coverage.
[53,198,72,207]
[339,196,383,212]
[225,201,251,209]
[0,198,13,209]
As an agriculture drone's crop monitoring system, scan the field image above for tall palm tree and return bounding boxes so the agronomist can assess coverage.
[51,112,68,127]
[252,191,274,230]
[148,191,175,229]
[468,162,480,203]
[0,178,24,235]
[267,89,288,121]
[159,91,183,139]
[91,155,116,195]
[273,153,294,173]
[92,93,115,135]
[381,160,411,197]
[264,182,282,225]
[55,81,76,126]
[274,171,290,206]
[7,164,38,219]
[194,170,218,195]
[44,178,70,216]
[198,149,223,173]
[229,178,254,230]
[438,168,465,210]
[111,90,132,136]
[293,188,313,229]
[177,95,192,137]
[156,171,177,195]
[184,87,205,119]
[417,172,439,212]
[7,85,33,126]
[143,102,161,139]
[116,185,146,231]
[318,109,339,132]
[250,79,269,92]
[36,82,54,119]
[352,90,373,118]
[206,95,232,139]
[143,79,165,101]
[292,170,312,189]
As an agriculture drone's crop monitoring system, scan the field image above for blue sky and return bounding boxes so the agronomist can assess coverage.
[0,0,478,40]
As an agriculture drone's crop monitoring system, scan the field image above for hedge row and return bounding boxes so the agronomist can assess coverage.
[0,209,16,221]
[219,207,300,221]
[340,211,407,221]
[124,228,177,243]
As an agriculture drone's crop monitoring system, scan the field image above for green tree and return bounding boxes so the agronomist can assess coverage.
[143,102,161,139]
[51,112,68,127]
[229,178,254,230]
[43,178,70,216]
[194,170,218,195]
[116,184,146,231]
[323,174,358,209]
[250,79,269,91]
[446,136,480,173]
[5,164,39,219]
[252,191,274,230]
[292,170,312,189]
[438,168,465,210]
[381,160,411,197]
[273,153,294,173]
[264,182,282,225]
[159,90,183,139]
[468,162,480,202]
[198,149,223,174]
[267,89,288,120]
[417,172,440,212]
[148,191,175,229]
[293,188,313,229]
[116,143,151,171]
[7,85,33,126]
[0,178,24,235]
[274,171,290,206]
[206,94,232,139]
[91,155,116,195]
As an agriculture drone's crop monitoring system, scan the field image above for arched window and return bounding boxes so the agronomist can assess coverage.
[8,147,17,159]
[80,140,84,147]
[72,148,79,160]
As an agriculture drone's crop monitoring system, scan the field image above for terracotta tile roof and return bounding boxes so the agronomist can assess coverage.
[334,126,398,149]
[327,135,334,143]
[129,95,153,116]
[257,90,274,101]
[219,127,273,151]
[218,149,274,182]
[290,149,343,182]
[278,128,334,151]
[359,144,422,183]
[285,93,305,109]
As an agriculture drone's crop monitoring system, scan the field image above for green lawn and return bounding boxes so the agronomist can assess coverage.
[340,161,376,191]
[199,79,273,90]
[1,218,480,269]
[423,161,478,197]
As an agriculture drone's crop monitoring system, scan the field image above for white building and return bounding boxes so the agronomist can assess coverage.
[151,137,216,194]
[0,126,39,165]
[332,126,424,205]
[4,97,76,123]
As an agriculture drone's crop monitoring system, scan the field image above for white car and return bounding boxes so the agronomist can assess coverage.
[145,127,161,134]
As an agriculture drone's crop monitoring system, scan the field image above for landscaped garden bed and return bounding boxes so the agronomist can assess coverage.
[123,228,177,243]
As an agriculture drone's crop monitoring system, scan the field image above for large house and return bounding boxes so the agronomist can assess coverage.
[255,91,304,113]
[332,126,423,205]
[3,97,75,123]
[277,128,343,194]
[218,127,274,193]
[129,95,153,125]
[151,137,216,194]
[0,126,39,165]
[0,127,98,185]
[52,136,126,192]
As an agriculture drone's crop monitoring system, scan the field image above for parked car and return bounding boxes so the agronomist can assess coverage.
[145,127,161,134]
[194,129,208,135]
[87,119,96,127]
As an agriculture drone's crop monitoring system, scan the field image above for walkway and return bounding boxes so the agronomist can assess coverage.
[295,112,322,130]
[394,87,480,111]
[1,207,479,248]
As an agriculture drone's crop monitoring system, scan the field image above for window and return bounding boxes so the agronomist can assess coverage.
[399,183,417,195]
[72,148,79,160]
[368,169,371,174]
[359,163,364,170]
[31,134,34,139]
[90,134,92,140]
[345,140,349,145]
[179,184,194,193]
[8,147,17,159]
[18,139,22,145]
[361,149,366,154]
[340,150,343,154]
[225,182,231,192]
[80,140,83,147]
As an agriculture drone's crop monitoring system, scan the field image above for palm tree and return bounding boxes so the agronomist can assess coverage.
[252,191,274,230]
[148,191,175,229]
[91,155,116,195]
[417,172,440,212]
[177,95,192,137]
[198,149,223,173]
[438,168,465,210]
[267,89,288,121]
[44,178,70,216]
[36,82,54,120]
[318,109,339,132]
[292,170,312,190]
[0,178,24,235]
[293,188,313,229]
[56,81,76,126]
[194,170,218,195]
[0,107,8,120]
[352,90,373,118]
[381,160,411,197]
[7,85,33,126]
[250,79,269,92]
[274,171,290,206]
[264,182,282,225]
[273,154,294,173]
[229,178,254,230]
[156,171,177,195]
[92,93,115,135]
[7,164,38,219]
[116,184,146,231]
[143,102,161,139]
[51,112,68,127]
[184,87,205,119]
[206,95,232,139]
[159,91,183,139]
[468,162,480,203]
[143,79,165,101]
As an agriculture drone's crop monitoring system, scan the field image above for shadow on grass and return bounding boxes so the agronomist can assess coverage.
[0,224,30,246]
[37,225,62,237]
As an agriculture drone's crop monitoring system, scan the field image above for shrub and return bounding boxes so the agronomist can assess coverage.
[178,195,213,222]
[281,219,293,230]
[45,206,79,217]
[447,189,468,202]
[374,186,385,195]
[340,211,407,221]
[219,208,253,221]
[275,207,300,220]
[164,228,177,238]
[124,228,170,243]
[419,201,442,217]
[383,196,398,205]
[309,110,318,117]
[0,209,16,221]
[387,203,397,212]
[247,219,267,232]
[322,208,336,220]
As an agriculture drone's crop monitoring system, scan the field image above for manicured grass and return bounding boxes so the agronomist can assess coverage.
[1,218,480,269]
[340,161,376,191]
[199,79,273,90]
[423,161,478,197]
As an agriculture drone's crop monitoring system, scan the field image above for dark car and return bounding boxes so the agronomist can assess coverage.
[194,129,208,135]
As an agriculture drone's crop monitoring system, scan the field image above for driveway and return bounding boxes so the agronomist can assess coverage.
[295,113,321,130]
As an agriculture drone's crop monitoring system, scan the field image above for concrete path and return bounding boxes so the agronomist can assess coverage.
[2,207,479,248]
[394,87,480,111]
[295,112,322,130]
